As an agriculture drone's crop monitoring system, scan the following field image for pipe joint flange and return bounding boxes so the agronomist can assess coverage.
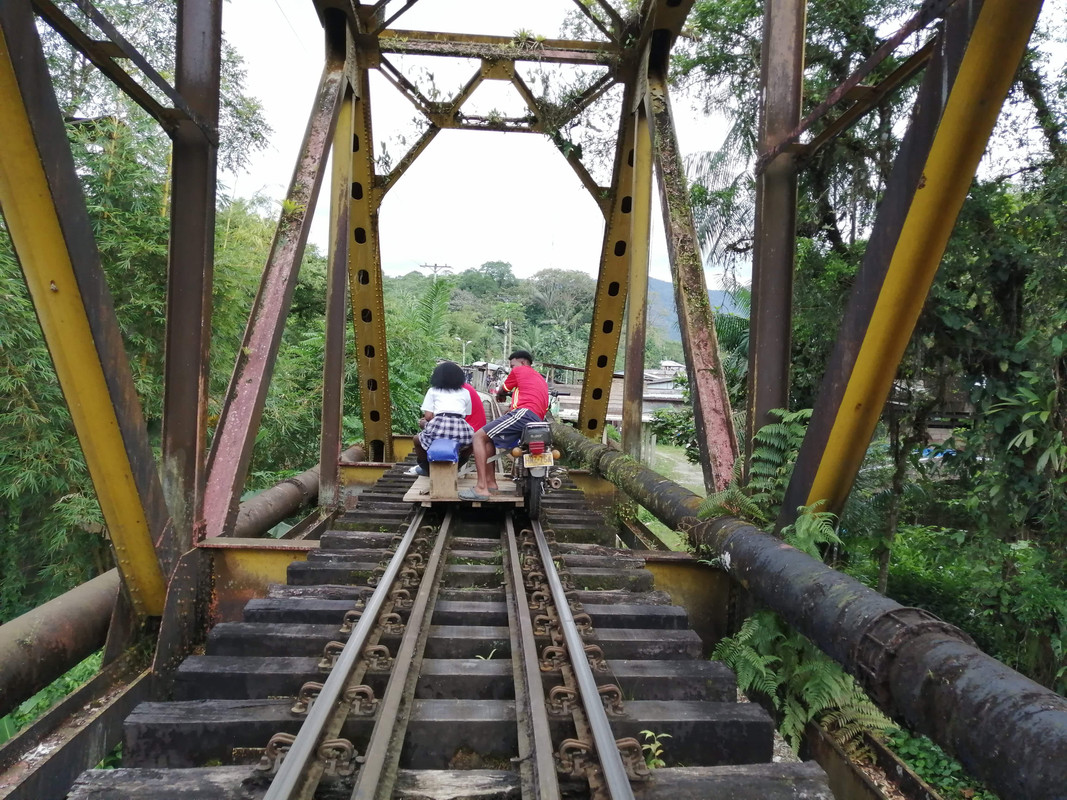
[851,606,975,706]
[282,475,314,502]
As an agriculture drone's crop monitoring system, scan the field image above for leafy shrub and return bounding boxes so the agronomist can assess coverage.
[882,729,997,800]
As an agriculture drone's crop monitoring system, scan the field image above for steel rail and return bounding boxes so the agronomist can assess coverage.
[503,515,562,800]
[352,510,455,800]
[529,520,634,800]
[262,507,428,800]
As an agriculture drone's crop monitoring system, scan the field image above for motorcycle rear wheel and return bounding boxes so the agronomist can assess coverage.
[525,477,542,520]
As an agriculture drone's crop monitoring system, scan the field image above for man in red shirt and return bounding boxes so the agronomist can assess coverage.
[463,382,487,431]
[460,350,548,500]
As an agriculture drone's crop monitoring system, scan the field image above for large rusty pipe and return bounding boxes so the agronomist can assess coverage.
[553,422,703,524]
[0,447,361,715]
[552,422,1067,800]
[0,569,118,718]
[232,444,364,537]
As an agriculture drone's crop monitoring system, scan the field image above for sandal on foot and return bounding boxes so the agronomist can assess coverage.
[459,488,490,502]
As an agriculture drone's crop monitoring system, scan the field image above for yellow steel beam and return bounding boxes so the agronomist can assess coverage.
[622,102,654,459]
[805,0,1043,511]
[203,538,318,622]
[578,84,639,436]
[347,65,394,461]
[0,7,166,615]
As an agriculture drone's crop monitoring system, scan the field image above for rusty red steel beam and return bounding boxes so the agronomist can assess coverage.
[622,104,653,461]
[203,52,347,539]
[571,0,617,41]
[161,0,222,557]
[369,30,621,66]
[746,0,805,454]
[648,61,738,493]
[756,0,958,175]
[319,89,354,509]
[800,41,935,163]
[30,0,181,134]
[550,421,1067,800]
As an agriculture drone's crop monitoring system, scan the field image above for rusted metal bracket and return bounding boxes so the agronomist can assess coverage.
[255,732,297,775]
[291,682,325,714]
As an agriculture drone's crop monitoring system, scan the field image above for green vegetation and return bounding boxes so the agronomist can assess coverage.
[657,5,1067,793]
[639,730,671,769]
[0,652,102,745]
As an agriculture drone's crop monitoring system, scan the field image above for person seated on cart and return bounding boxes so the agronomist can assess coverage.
[460,350,549,501]
[409,361,475,476]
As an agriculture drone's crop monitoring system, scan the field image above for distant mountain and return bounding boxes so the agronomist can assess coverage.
[648,277,742,342]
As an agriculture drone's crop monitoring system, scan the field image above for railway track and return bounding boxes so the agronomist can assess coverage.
[68,466,833,799]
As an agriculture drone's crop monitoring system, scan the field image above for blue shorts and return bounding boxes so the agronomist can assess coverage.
[482,408,540,449]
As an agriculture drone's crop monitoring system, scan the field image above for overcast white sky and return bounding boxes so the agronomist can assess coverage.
[220,0,728,284]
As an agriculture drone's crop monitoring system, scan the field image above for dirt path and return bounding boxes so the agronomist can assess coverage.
[649,444,707,496]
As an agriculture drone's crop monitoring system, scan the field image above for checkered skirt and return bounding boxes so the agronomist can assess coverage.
[418,413,474,450]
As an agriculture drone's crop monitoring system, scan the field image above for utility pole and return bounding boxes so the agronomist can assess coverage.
[420,262,452,281]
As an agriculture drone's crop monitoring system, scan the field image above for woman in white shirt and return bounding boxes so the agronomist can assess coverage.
[411,361,474,475]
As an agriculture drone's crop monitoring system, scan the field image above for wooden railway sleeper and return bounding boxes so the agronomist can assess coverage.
[258,509,435,800]
[522,521,636,800]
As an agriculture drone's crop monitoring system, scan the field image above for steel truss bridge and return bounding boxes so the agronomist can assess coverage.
[0,1,1064,798]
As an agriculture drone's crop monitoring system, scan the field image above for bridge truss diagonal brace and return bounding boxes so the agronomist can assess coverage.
[204,51,347,538]
[781,0,1044,523]
[0,0,169,616]
[320,89,355,507]
[578,81,640,437]
[648,74,738,493]
[347,65,394,461]
[622,103,655,461]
